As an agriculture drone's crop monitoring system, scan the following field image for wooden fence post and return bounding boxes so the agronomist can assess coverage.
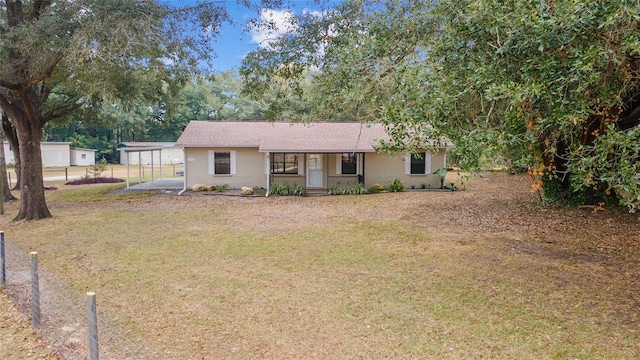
[0,231,5,288]
[30,252,40,327]
[87,292,99,360]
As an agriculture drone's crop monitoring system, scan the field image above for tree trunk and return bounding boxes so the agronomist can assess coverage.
[0,112,17,201]
[2,96,51,221]
[0,125,17,203]
[15,122,50,220]
[2,116,21,190]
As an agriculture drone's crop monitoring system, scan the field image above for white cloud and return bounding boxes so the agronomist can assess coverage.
[250,9,297,49]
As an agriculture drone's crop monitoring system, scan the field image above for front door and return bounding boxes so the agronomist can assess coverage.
[306,154,323,188]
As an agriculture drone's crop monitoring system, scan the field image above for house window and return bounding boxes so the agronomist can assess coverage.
[215,152,231,174]
[208,150,236,175]
[271,153,299,174]
[81,154,87,159]
[406,152,431,175]
[341,153,357,174]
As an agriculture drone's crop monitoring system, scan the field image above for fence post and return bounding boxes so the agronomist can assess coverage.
[1,231,5,288]
[65,167,68,181]
[30,252,40,327]
[87,292,99,360]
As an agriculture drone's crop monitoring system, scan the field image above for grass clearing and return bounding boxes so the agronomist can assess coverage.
[1,173,639,359]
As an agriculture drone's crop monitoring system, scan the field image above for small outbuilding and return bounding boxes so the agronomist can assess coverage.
[3,142,95,167]
[70,147,97,166]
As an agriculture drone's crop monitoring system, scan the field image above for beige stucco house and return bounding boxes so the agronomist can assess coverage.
[175,121,454,194]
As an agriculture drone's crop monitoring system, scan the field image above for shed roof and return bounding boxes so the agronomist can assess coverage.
[176,121,453,152]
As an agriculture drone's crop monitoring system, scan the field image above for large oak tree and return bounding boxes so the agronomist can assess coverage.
[0,0,230,220]
[242,0,640,212]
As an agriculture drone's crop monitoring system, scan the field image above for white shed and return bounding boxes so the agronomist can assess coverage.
[70,148,96,166]
[40,142,71,167]
[2,142,96,167]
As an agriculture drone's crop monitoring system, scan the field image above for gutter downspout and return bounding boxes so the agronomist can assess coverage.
[178,147,188,195]
[265,152,270,197]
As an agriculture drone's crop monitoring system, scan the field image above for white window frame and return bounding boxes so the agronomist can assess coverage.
[405,152,431,175]
[336,153,360,175]
[208,150,236,175]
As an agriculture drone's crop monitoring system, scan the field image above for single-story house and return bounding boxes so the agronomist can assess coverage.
[3,142,96,167]
[117,142,184,165]
[175,121,454,193]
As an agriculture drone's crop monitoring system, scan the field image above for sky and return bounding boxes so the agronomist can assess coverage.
[205,1,335,71]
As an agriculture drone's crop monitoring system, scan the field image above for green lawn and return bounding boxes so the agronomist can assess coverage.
[1,174,639,359]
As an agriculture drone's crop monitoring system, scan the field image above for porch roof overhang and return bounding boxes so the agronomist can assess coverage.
[258,138,377,153]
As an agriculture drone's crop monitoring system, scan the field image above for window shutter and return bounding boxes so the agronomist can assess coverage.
[425,152,432,174]
[230,150,236,175]
[336,154,342,175]
[298,154,304,175]
[404,153,411,175]
[208,150,215,175]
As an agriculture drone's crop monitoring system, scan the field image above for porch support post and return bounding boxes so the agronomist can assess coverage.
[138,151,142,185]
[125,150,130,188]
[151,150,155,182]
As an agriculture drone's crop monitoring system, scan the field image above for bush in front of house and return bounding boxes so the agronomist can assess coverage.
[369,183,385,193]
[269,182,305,196]
[214,184,229,192]
[328,183,368,195]
[387,178,405,192]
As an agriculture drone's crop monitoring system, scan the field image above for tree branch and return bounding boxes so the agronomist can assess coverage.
[24,52,63,89]
[0,79,22,91]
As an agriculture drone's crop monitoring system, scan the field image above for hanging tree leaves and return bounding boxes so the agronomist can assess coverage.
[242,0,640,211]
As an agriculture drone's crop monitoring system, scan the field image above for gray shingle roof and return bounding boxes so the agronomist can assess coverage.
[175,121,391,152]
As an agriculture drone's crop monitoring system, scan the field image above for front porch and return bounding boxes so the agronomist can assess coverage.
[267,152,365,193]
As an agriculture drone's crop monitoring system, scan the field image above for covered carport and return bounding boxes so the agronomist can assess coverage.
[120,145,170,188]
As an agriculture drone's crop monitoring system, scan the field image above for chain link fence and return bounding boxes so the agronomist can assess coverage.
[1,232,164,359]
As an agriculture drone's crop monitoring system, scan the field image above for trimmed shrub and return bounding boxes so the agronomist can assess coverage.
[269,182,305,196]
[387,178,405,192]
[214,184,229,192]
[369,183,385,193]
[329,183,369,195]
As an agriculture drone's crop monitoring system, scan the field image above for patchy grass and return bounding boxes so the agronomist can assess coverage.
[1,173,639,359]
[0,292,60,359]
[46,183,152,202]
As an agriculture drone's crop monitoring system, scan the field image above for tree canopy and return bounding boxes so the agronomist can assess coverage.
[241,0,640,212]
[0,0,231,220]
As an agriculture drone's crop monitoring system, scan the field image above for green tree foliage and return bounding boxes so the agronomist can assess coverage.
[242,0,640,212]
[0,0,231,220]
[44,69,270,162]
